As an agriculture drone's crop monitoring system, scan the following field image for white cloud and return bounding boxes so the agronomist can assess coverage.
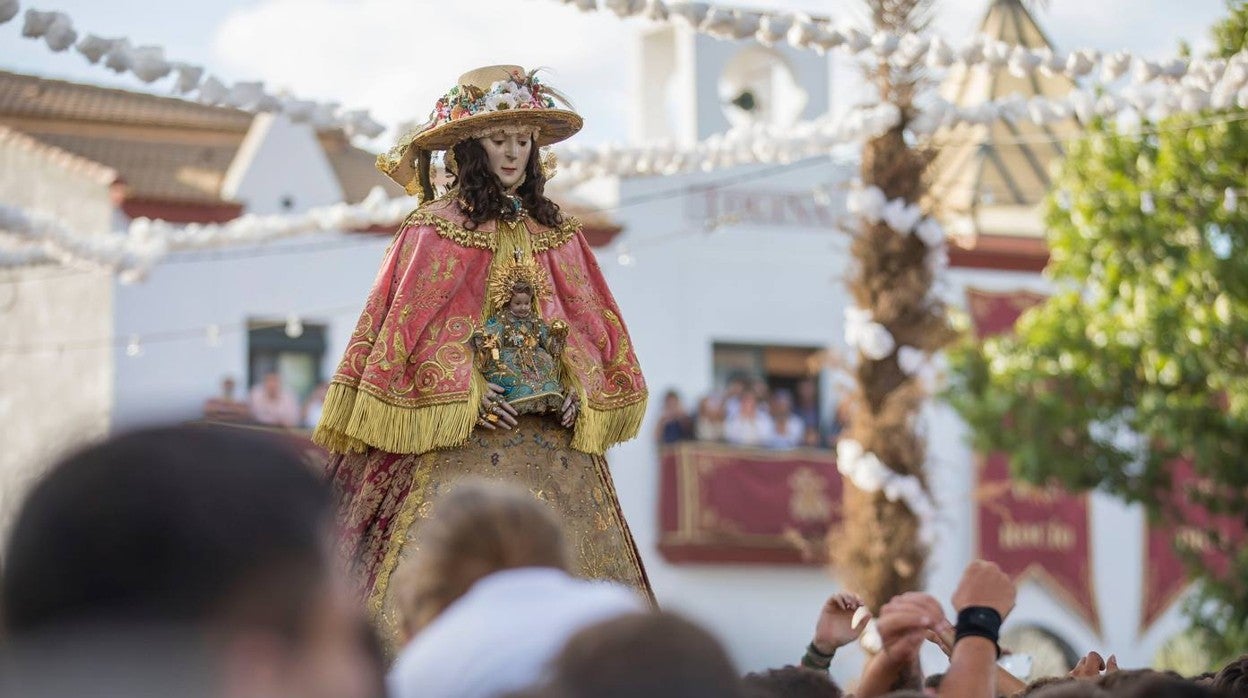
[197,0,1229,150]
[211,0,640,146]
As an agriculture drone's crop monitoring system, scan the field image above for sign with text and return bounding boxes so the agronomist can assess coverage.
[686,187,840,230]
[966,288,1100,634]
[659,442,843,565]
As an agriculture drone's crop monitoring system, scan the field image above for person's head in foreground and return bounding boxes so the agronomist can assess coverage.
[532,612,747,698]
[0,424,378,698]
[742,665,842,698]
[1215,654,1248,697]
[387,480,642,698]
[393,479,569,641]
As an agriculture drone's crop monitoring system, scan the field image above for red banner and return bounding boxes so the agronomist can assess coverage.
[1142,459,1243,630]
[659,442,843,565]
[976,453,1099,633]
[966,288,1100,634]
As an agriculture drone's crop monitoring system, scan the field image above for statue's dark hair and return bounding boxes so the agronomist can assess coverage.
[450,137,562,230]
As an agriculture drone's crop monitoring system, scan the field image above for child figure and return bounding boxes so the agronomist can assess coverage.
[471,252,570,416]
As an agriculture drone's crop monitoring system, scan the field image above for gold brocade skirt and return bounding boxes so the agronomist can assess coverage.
[326,414,652,645]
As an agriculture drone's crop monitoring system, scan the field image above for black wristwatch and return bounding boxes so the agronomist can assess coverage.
[955,606,1003,657]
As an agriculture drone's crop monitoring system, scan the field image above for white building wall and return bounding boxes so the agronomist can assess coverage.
[112,113,385,430]
[110,233,390,431]
[0,140,114,543]
[221,114,346,215]
[598,162,1188,684]
[603,161,862,683]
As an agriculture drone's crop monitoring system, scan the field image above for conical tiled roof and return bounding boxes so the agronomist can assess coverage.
[926,0,1082,235]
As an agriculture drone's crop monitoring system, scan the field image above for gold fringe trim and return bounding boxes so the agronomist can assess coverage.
[312,376,486,455]
[571,396,648,455]
[559,355,647,455]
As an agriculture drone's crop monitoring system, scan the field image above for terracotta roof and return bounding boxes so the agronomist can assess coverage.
[0,70,253,132]
[318,130,404,204]
[925,0,1083,233]
[0,70,400,210]
[33,132,238,203]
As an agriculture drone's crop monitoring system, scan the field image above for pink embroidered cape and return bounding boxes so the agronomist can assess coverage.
[313,197,647,456]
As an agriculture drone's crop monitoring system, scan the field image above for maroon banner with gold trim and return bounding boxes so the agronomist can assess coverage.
[1142,458,1243,631]
[659,442,842,565]
[967,288,1100,634]
[976,453,1099,633]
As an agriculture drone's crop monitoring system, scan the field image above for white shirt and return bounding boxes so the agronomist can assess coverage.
[248,385,299,427]
[387,567,644,698]
[724,412,775,447]
[767,415,806,449]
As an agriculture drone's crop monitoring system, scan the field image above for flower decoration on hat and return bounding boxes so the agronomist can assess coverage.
[378,65,582,200]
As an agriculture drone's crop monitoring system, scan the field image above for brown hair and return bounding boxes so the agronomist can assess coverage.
[450,137,562,230]
[1215,655,1248,696]
[541,612,747,698]
[1028,681,1109,698]
[1018,677,1078,696]
[1114,674,1216,697]
[742,666,842,698]
[392,480,568,639]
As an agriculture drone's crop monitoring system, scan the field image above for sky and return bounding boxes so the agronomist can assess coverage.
[0,0,1232,148]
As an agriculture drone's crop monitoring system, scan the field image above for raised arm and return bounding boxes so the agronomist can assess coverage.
[855,592,944,697]
[940,560,1016,698]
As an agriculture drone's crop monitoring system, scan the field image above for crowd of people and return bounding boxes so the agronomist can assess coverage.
[3,425,1246,698]
[657,375,847,450]
[203,372,329,429]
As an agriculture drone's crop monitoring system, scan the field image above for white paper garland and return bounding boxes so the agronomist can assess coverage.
[550,0,1248,92]
[0,0,19,24]
[557,103,902,182]
[0,187,416,279]
[914,67,1248,133]
[847,185,947,250]
[837,438,938,546]
[9,5,386,138]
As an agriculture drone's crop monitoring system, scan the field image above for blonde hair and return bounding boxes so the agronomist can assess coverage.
[392,480,569,639]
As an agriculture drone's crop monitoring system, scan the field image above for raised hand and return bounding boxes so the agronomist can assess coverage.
[951,560,1016,618]
[813,591,870,654]
[876,592,945,667]
[1070,651,1118,680]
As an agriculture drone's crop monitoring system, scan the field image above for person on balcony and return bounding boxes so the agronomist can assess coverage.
[724,392,773,448]
[766,390,805,450]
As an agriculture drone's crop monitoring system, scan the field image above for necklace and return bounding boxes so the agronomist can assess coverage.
[503,193,523,218]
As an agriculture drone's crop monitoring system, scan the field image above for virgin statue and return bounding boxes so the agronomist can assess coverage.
[313,65,651,641]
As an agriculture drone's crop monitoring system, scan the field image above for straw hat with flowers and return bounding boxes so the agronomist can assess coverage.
[377,65,582,200]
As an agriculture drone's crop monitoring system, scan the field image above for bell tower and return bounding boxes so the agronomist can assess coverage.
[632,23,831,146]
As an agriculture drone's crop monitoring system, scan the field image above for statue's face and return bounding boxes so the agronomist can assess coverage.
[508,291,533,318]
[478,131,533,191]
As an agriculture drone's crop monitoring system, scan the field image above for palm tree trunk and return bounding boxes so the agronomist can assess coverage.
[832,0,953,610]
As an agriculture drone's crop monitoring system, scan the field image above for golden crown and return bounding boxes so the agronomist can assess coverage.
[487,252,552,313]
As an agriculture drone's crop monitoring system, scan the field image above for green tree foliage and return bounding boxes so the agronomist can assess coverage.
[947,1,1248,665]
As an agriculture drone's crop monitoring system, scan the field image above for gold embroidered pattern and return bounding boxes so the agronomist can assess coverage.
[363,414,654,652]
[403,208,580,252]
[531,218,579,252]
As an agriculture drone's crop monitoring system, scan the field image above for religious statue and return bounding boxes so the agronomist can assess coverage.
[312,65,651,645]
[470,250,571,418]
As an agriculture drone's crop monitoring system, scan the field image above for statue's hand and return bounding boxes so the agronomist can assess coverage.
[560,393,580,428]
[477,383,518,430]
